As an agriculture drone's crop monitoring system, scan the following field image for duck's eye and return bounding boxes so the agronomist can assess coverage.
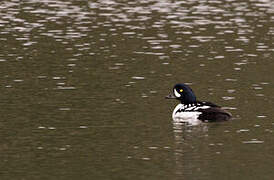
[180,89,183,92]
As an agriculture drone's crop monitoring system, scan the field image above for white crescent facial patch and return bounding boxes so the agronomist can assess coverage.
[174,89,181,97]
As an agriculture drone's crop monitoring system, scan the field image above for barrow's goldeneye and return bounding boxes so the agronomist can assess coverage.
[166,83,232,125]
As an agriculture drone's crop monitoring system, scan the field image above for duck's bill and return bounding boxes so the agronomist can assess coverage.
[165,94,176,99]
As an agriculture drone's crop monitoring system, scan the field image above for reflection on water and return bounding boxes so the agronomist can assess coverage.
[0,0,273,179]
[172,121,273,179]
[173,122,210,177]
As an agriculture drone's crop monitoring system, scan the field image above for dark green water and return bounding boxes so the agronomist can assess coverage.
[0,0,273,179]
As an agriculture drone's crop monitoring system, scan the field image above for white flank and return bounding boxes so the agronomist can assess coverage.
[172,104,202,126]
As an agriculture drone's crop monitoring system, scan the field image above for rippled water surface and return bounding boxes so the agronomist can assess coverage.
[0,0,274,179]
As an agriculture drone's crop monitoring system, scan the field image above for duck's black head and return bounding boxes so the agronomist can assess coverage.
[166,83,197,104]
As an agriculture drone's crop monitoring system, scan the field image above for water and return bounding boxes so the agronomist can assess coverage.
[0,0,273,179]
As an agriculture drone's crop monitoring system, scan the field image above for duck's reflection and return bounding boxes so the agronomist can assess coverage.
[172,122,211,178]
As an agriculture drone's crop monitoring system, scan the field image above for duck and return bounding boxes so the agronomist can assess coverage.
[166,83,232,125]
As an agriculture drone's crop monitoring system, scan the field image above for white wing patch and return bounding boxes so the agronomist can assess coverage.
[193,105,210,111]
